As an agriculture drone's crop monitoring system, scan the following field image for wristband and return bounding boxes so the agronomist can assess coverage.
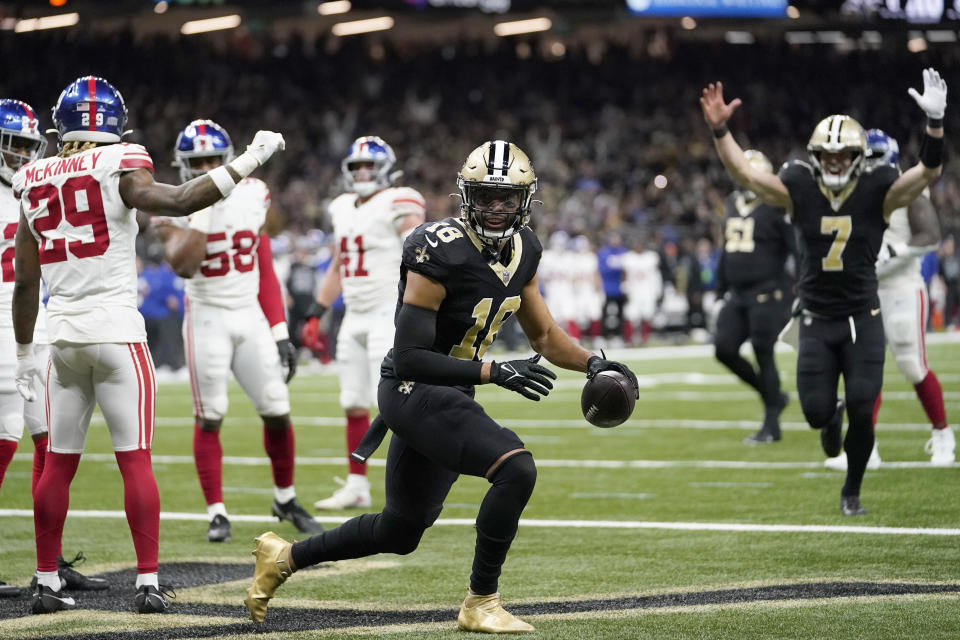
[927,117,944,129]
[713,125,729,139]
[16,342,32,358]
[271,322,290,342]
[919,132,944,168]
[227,152,260,179]
[207,166,236,197]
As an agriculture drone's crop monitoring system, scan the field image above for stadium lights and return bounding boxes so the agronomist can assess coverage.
[154,1,169,14]
[181,15,242,35]
[786,5,799,19]
[493,17,552,37]
[318,1,351,15]
[907,34,928,52]
[725,31,755,45]
[330,16,394,36]
[14,12,79,32]
[926,30,957,42]
[680,16,696,30]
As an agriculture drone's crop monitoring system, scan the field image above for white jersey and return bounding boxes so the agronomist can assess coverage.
[622,250,663,321]
[878,205,923,288]
[180,178,270,308]
[13,143,152,344]
[0,182,48,343]
[328,186,425,312]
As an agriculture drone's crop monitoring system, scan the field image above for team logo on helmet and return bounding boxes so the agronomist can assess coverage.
[457,140,537,246]
[172,119,234,183]
[864,128,900,169]
[342,136,397,198]
[52,76,128,149]
[806,115,867,191]
[0,98,47,182]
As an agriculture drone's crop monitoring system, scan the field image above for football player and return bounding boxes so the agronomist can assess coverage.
[0,98,106,598]
[713,150,795,444]
[303,136,425,511]
[11,77,284,614]
[244,141,639,633]
[152,120,321,542]
[824,130,954,469]
[701,68,947,515]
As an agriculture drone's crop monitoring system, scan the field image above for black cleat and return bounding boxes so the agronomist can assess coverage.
[820,400,845,458]
[744,428,781,445]
[31,585,77,614]
[207,514,232,542]
[841,495,867,516]
[135,584,174,614]
[58,552,108,591]
[0,580,21,598]
[272,497,325,534]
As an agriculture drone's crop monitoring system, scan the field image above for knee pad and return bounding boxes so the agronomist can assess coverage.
[714,345,740,365]
[893,353,926,385]
[799,393,836,430]
[0,412,24,442]
[489,451,537,495]
[374,510,427,556]
[201,394,229,421]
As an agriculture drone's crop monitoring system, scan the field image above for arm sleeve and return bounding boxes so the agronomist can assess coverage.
[256,234,286,328]
[393,303,483,385]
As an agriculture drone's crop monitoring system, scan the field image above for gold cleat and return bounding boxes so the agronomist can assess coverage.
[457,592,534,634]
[244,531,294,623]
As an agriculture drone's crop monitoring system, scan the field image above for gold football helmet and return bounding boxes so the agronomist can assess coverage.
[806,115,867,190]
[457,140,537,244]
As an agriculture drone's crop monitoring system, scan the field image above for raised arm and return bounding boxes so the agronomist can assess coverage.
[884,69,947,216]
[120,130,285,217]
[700,82,792,210]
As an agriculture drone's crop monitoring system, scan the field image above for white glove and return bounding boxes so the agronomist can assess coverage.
[908,68,947,120]
[245,130,286,166]
[15,343,42,403]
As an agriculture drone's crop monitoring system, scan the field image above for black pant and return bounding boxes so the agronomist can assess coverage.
[797,310,885,497]
[714,292,789,412]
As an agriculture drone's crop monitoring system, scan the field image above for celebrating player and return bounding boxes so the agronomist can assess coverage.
[305,136,425,511]
[824,129,954,469]
[701,68,947,515]
[244,141,639,633]
[152,119,321,542]
[713,149,795,444]
[11,77,284,614]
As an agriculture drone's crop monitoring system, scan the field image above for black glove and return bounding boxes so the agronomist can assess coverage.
[489,354,557,401]
[305,301,328,319]
[277,338,297,383]
[586,350,639,399]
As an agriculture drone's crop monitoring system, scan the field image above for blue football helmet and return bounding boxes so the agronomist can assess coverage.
[341,136,396,198]
[51,76,128,149]
[865,128,900,169]
[0,99,47,183]
[173,119,234,183]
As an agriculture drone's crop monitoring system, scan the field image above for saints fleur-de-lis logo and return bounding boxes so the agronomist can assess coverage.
[398,381,415,394]
[415,247,430,263]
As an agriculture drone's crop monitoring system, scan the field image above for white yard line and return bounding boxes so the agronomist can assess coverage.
[0,508,956,536]
[11,452,952,469]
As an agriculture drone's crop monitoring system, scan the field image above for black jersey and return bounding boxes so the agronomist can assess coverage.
[394,217,542,362]
[717,192,794,296]
[779,161,898,316]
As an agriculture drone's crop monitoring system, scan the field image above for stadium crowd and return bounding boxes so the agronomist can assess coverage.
[4,28,960,366]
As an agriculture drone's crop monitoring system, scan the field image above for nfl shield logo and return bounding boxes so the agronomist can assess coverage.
[502,270,510,283]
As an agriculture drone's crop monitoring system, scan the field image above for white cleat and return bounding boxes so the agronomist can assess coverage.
[313,475,372,510]
[926,427,956,466]
[823,442,881,471]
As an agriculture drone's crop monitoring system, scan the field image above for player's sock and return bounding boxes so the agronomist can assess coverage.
[264,423,295,488]
[0,439,18,490]
[623,321,634,344]
[872,393,882,428]
[193,424,223,504]
[842,403,875,498]
[346,415,369,476]
[32,434,48,498]
[115,449,160,574]
[34,452,81,573]
[915,371,948,430]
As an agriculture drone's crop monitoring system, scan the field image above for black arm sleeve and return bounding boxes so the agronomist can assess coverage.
[393,303,484,386]
[715,250,727,297]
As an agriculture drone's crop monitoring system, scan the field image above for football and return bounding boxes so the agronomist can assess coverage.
[580,370,636,428]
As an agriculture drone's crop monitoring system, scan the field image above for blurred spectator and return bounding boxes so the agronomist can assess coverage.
[941,236,960,328]
[597,232,628,343]
[286,237,323,351]
[137,253,185,372]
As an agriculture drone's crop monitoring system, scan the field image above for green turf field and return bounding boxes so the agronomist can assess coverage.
[1,339,958,639]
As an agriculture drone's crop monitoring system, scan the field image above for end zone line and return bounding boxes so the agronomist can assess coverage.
[0,509,956,536]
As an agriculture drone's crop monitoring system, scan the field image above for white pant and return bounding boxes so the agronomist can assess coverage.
[46,342,155,454]
[183,300,289,421]
[0,330,48,442]
[336,303,396,410]
[879,278,929,384]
